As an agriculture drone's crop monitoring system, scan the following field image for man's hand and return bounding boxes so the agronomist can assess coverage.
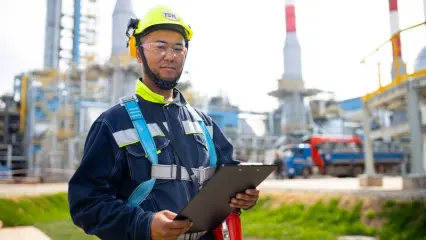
[229,187,260,209]
[150,210,192,240]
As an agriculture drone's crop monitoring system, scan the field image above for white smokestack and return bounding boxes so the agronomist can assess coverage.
[112,0,136,56]
[283,0,302,81]
[388,0,406,80]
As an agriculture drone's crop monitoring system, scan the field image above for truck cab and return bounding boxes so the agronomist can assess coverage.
[279,144,315,178]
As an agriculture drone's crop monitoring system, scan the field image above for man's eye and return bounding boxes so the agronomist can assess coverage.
[156,44,167,50]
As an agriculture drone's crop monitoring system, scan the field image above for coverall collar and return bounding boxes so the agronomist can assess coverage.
[135,78,186,106]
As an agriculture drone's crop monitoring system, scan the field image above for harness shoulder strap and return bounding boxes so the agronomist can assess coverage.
[186,104,217,168]
[119,95,158,207]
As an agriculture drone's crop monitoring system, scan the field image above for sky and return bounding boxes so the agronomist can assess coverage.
[0,0,425,112]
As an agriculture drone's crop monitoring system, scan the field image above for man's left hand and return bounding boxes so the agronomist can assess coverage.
[229,187,259,209]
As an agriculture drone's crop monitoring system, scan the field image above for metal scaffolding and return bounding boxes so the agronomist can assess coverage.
[360,21,426,188]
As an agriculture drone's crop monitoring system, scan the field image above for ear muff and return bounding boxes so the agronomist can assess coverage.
[126,18,140,58]
[128,36,137,58]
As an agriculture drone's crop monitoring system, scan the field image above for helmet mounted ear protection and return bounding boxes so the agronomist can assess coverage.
[125,5,193,90]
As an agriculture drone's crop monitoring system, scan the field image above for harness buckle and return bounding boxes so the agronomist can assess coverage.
[198,166,205,184]
[170,164,175,179]
[119,95,138,106]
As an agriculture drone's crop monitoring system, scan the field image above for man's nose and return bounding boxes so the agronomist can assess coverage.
[163,49,176,60]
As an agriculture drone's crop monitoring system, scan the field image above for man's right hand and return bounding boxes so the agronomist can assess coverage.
[150,210,192,240]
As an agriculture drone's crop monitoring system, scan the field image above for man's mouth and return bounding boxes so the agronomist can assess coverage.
[160,65,176,70]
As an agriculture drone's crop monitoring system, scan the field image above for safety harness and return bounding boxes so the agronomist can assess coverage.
[119,95,218,207]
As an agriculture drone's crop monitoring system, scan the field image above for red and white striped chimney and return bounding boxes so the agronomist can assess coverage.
[389,0,402,58]
[285,0,296,33]
[282,0,302,82]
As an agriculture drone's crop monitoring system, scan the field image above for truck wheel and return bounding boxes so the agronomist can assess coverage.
[302,168,311,179]
[352,166,364,177]
[377,165,385,174]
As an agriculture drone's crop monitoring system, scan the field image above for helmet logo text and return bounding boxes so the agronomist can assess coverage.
[162,12,179,21]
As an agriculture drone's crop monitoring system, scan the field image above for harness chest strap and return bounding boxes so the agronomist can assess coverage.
[151,164,216,184]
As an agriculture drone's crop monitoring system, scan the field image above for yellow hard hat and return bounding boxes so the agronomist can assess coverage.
[127,5,193,58]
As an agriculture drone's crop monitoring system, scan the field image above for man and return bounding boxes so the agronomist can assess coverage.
[273,151,284,179]
[68,5,259,240]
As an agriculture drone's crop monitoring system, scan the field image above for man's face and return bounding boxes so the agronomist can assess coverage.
[137,29,186,81]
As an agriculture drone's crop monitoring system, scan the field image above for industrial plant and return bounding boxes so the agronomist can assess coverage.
[1,0,426,190]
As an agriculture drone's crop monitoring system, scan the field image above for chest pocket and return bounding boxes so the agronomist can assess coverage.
[125,135,172,184]
[182,119,210,167]
[192,133,210,166]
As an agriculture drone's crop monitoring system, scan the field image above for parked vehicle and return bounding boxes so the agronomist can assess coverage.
[278,135,405,178]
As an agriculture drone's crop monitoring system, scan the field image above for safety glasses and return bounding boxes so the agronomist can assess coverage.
[141,42,187,58]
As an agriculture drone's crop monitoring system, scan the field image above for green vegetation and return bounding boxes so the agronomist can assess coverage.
[241,197,373,240]
[0,193,425,240]
[0,193,69,226]
[241,196,426,240]
[0,193,97,240]
[379,199,426,240]
[35,219,97,240]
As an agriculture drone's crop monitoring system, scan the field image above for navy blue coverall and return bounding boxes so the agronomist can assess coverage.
[68,80,240,240]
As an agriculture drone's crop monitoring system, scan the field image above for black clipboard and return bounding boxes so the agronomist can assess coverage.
[174,164,277,233]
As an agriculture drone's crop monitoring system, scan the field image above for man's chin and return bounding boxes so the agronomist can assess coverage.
[159,75,180,82]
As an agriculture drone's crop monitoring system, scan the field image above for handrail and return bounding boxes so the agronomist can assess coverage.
[360,21,426,64]
[361,21,426,102]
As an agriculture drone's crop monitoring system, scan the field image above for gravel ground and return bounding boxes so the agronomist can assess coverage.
[259,177,426,200]
[1,176,425,200]
[0,182,68,198]
[0,226,51,240]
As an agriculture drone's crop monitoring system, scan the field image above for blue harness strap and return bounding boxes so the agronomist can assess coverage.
[120,96,158,207]
[120,95,217,207]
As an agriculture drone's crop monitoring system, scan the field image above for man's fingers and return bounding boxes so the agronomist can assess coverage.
[236,193,258,201]
[230,198,254,206]
[230,202,253,209]
[245,188,260,195]
[162,227,184,237]
[230,196,258,209]
[162,210,177,220]
[166,219,192,230]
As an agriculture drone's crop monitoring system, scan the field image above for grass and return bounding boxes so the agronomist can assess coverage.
[378,200,426,240]
[0,193,70,226]
[1,192,426,240]
[35,219,98,240]
[241,197,374,240]
[241,196,426,240]
[0,192,98,240]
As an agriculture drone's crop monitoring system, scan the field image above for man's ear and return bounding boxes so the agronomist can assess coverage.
[136,47,142,64]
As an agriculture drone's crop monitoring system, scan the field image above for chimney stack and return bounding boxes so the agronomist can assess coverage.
[282,0,302,82]
[388,0,406,80]
[112,0,136,57]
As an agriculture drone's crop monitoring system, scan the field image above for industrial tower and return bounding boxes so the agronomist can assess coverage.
[44,0,99,70]
[109,0,140,106]
[268,0,320,140]
[112,0,136,56]
[359,0,426,188]
[9,0,138,182]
